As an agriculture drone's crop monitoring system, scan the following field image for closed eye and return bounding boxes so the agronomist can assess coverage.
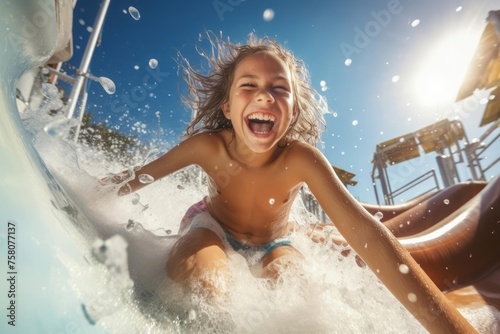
[240,83,255,88]
[273,85,289,92]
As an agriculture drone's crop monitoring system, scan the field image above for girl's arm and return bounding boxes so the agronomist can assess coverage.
[108,132,217,195]
[289,143,476,333]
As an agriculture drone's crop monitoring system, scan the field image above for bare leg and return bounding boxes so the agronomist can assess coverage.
[167,228,229,300]
[260,245,304,280]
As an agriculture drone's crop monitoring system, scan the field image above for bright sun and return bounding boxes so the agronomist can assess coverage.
[413,30,482,106]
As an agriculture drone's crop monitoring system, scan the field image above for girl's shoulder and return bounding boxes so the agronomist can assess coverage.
[284,139,320,157]
[188,130,227,143]
[185,130,230,152]
[283,140,331,169]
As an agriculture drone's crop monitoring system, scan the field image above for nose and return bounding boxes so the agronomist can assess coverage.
[255,88,275,103]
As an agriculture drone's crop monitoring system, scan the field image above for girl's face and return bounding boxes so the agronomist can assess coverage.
[223,51,296,154]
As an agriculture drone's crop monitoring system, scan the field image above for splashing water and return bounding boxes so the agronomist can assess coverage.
[43,118,80,137]
[98,76,116,94]
[128,6,140,20]
[138,174,154,184]
[373,211,384,221]
[37,83,64,113]
[148,58,158,69]
[263,8,275,21]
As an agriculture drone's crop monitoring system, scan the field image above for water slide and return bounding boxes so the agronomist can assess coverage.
[1,0,499,332]
[373,179,500,305]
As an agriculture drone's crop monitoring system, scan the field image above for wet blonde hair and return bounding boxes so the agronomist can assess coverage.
[179,32,327,146]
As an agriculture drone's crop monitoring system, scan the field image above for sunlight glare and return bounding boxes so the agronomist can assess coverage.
[413,31,480,107]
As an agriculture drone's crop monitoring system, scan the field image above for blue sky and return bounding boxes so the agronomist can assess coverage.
[67,0,499,203]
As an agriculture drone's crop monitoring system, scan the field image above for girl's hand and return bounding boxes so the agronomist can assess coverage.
[98,170,134,186]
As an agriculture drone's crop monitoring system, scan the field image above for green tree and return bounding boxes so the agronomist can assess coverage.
[79,113,141,164]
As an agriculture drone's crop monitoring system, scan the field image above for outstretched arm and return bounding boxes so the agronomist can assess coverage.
[102,133,216,195]
[289,143,476,333]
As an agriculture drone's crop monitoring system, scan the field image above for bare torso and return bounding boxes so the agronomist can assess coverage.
[201,130,302,244]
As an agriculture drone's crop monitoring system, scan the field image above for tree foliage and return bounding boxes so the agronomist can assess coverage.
[78,113,142,164]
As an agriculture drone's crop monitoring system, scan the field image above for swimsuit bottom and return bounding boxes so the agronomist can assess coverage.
[179,198,292,266]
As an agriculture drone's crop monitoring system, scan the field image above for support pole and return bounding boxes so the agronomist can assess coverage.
[66,0,111,121]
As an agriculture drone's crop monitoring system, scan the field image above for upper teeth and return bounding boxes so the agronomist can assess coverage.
[248,113,275,122]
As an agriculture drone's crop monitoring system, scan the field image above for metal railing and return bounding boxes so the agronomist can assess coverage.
[467,118,500,179]
[380,170,440,205]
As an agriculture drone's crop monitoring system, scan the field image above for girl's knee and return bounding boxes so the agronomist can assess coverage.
[261,245,303,279]
[166,228,228,284]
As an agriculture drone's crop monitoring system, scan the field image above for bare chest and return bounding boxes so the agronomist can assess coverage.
[204,161,301,239]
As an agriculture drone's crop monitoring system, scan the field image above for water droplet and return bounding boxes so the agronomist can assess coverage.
[321,85,328,92]
[352,120,358,126]
[42,83,60,100]
[166,229,172,235]
[78,19,85,26]
[128,6,140,20]
[399,264,409,274]
[408,293,417,303]
[98,76,116,94]
[263,8,274,21]
[125,219,135,231]
[456,6,462,12]
[134,65,139,70]
[188,309,197,321]
[131,193,140,205]
[149,58,158,69]
[269,198,275,205]
[374,212,384,221]
[411,19,420,27]
[364,243,368,248]
[392,75,400,83]
[43,118,80,137]
[443,199,450,205]
[344,58,352,66]
[320,80,326,87]
[138,174,154,184]
[38,83,65,113]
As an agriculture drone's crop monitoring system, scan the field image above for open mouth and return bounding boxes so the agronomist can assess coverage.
[247,112,275,135]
